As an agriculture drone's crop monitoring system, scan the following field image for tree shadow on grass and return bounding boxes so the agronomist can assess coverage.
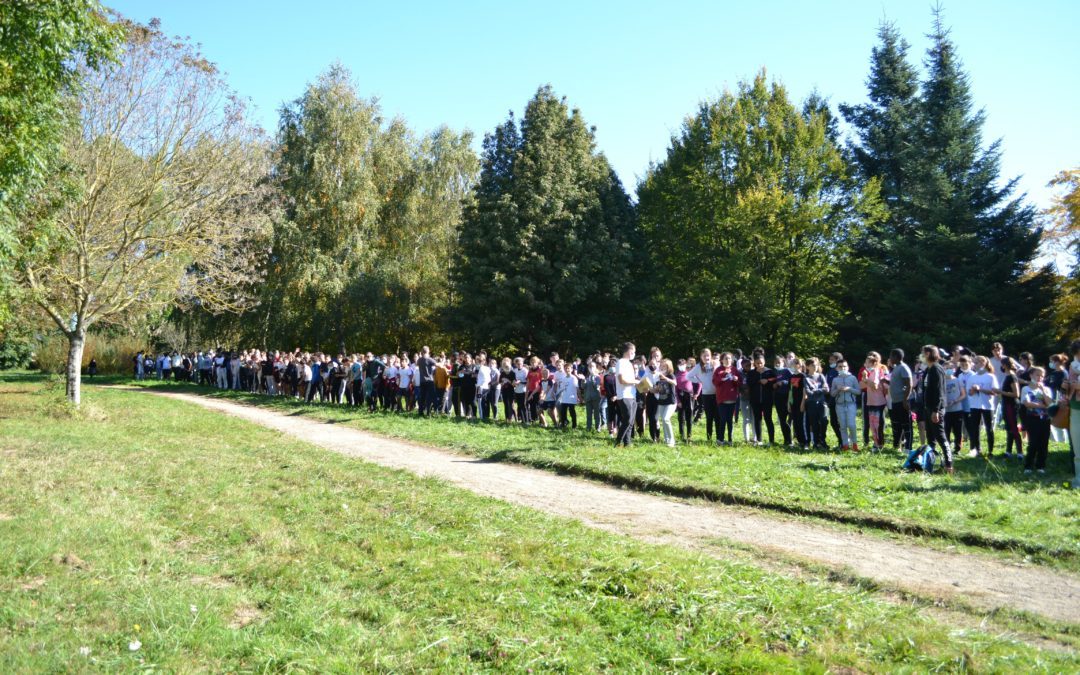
[460,448,531,463]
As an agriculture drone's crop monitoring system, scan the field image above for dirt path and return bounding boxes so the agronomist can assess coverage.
[148,389,1080,626]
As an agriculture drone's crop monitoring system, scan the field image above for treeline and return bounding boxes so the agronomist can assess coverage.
[5,6,1071,385]
[183,15,1061,360]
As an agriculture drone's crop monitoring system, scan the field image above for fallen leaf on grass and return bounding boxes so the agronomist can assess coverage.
[52,552,88,570]
[190,574,234,589]
[20,576,47,591]
[228,605,263,630]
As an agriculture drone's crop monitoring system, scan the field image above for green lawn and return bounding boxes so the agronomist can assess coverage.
[126,377,1080,570]
[1,375,1077,671]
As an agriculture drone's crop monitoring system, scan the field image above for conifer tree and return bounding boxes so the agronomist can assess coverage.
[841,13,1054,355]
[452,86,636,354]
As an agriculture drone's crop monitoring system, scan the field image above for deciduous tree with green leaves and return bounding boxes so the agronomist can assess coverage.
[255,65,478,354]
[0,0,120,327]
[1046,168,1080,342]
[15,19,274,405]
[636,71,882,356]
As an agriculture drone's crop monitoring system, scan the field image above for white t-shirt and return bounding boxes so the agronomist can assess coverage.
[688,363,716,395]
[513,367,528,394]
[558,373,579,404]
[968,371,998,410]
[214,356,224,368]
[398,365,412,389]
[617,358,637,400]
[384,366,398,384]
[302,364,312,382]
[541,375,554,401]
[477,365,492,391]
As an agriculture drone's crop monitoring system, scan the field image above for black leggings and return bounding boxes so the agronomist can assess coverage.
[966,408,994,455]
[514,392,528,424]
[646,393,659,441]
[677,390,694,440]
[558,403,577,429]
[806,399,827,447]
[792,404,807,446]
[527,392,540,423]
[615,399,636,446]
[717,401,736,443]
[924,412,953,468]
[503,388,516,420]
[461,385,477,417]
[700,396,719,441]
[945,411,965,450]
[889,402,912,451]
[750,397,775,444]
[1002,400,1023,456]
[1024,416,1050,470]
[774,394,791,445]
[828,400,841,446]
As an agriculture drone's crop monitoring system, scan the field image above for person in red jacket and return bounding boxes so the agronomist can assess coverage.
[712,352,741,445]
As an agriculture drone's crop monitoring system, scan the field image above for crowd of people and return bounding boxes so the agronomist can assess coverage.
[132,339,1080,485]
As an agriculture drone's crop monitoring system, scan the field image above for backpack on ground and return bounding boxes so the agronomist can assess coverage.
[903,445,936,473]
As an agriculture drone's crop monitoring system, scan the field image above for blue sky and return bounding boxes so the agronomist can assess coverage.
[107,1,1078,211]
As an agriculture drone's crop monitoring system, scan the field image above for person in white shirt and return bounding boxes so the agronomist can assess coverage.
[512,357,529,424]
[384,359,400,411]
[688,349,718,443]
[989,342,1005,427]
[214,353,226,389]
[397,360,413,411]
[476,359,493,420]
[229,354,241,390]
[556,362,581,429]
[965,355,999,457]
[614,342,640,447]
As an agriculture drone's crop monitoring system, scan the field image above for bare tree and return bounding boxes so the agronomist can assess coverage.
[16,19,273,405]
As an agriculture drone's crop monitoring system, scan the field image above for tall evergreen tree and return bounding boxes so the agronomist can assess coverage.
[841,13,1054,356]
[637,72,882,356]
[452,86,636,354]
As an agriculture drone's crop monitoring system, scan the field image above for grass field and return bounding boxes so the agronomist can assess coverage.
[124,377,1080,570]
[1,374,1078,671]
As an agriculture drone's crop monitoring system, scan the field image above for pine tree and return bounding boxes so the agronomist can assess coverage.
[451,86,636,354]
[841,14,1054,356]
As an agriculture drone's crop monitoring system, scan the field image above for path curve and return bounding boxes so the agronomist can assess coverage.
[146,389,1080,625]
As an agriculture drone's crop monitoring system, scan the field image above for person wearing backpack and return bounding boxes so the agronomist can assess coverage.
[921,345,954,475]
